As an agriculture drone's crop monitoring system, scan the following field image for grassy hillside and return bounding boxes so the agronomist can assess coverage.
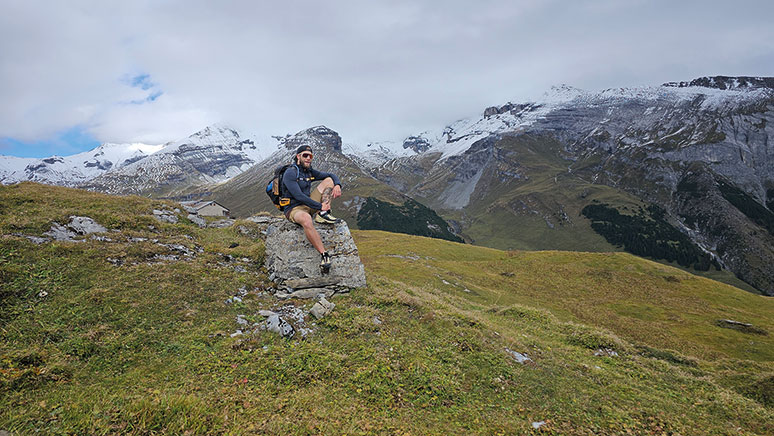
[2,183,773,435]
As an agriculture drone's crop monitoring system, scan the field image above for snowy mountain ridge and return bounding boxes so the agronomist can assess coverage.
[80,124,280,195]
[0,142,165,186]
[2,76,772,190]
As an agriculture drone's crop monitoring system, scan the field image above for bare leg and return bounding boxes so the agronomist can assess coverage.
[294,211,325,254]
[316,178,335,210]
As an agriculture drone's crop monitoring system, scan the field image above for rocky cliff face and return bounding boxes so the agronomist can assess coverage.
[278,126,343,152]
[365,77,774,294]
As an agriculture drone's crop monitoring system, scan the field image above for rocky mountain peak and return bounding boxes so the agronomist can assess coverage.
[281,125,342,152]
[663,76,774,90]
[402,136,431,153]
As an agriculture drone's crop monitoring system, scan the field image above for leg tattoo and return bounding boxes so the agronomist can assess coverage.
[321,187,333,206]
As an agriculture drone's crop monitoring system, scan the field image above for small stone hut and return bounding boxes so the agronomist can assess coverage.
[186,201,230,217]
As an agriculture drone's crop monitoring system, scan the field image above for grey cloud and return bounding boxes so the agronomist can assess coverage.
[1,0,773,148]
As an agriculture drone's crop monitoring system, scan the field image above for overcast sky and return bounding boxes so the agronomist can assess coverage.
[1,0,773,158]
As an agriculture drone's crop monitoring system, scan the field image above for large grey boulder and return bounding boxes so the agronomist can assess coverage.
[264,217,366,288]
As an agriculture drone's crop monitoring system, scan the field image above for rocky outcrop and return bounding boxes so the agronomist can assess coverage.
[263,217,366,289]
[280,126,342,152]
[402,136,431,153]
[674,165,774,295]
[664,76,774,90]
[41,216,108,242]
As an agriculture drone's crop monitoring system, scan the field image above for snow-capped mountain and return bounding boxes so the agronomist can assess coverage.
[1,124,279,194]
[81,124,279,195]
[0,142,164,186]
[363,76,774,295]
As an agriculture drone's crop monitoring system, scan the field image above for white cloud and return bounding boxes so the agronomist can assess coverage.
[1,0,773,152]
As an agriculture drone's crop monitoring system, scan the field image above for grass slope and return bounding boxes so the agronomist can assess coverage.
[1,183,773,435]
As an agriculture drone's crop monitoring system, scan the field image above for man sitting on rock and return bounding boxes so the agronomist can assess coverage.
[282,144,343,273]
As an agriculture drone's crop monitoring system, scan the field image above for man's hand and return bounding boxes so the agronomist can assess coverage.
[332,184,342,199]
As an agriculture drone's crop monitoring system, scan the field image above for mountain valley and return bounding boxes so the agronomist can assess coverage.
[2,76,773,295]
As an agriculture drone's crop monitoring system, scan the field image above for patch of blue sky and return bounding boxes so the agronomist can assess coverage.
[128,90,164,105]
[0,126,100,158]
[129,73,154,90]
[123,72,163,105]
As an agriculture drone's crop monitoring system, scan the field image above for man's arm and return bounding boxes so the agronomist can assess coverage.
[283,167,323,210]
[311,169,341,188]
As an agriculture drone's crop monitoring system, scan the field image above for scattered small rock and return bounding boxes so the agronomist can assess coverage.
[153,209,179,224]
[236,315,249,326]
[14,233,49,244]
[188,214,206,228]
[38,291,48,298]
[258,310,277,317]
[385,253,421,261]
[373,316,383,326]
[594,348,619,357]
[44,222,78,242]
[281,287,335,300]
[715,319,768,335]
[225,296,243,304]
[208,219,235,228]
[505,347,532,364]
[106,257,123,266]
[230,330,243,338]
[266,314,295,339]
[162,244,194,256]
[310,297,335,319]
[532,421,546,429]
[68,216,107,234]
[246,215,272,224]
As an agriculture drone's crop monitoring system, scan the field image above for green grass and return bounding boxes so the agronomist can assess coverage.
[2,183,773,435]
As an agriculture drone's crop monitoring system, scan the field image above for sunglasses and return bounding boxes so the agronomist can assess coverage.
[300,153,313,159]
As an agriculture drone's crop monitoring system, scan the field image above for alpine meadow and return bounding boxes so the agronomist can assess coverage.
[2,76,774,435]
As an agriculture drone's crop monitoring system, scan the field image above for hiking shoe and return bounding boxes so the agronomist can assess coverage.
[314,211,341,225]
[320,251,332,274]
